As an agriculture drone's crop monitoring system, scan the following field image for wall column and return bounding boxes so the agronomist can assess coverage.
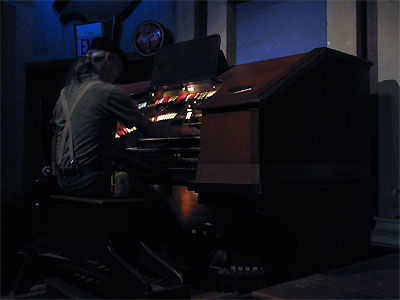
[1,1,34,204]
[327,0,357,56]
[365,0,378,94]
[175,0,196,43]
[207,0,236,66]
[376,1,399,220]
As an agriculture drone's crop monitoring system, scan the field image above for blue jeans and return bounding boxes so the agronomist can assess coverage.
[58,169,112,198]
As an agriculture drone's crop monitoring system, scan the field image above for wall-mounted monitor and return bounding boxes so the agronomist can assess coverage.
[74,22,104,57]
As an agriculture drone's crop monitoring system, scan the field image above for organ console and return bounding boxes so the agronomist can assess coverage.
[118,35,374,293]
[117,35,226,184]
[27,35,373,298]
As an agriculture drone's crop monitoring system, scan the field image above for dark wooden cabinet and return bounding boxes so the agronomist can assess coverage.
[190,47,375,280]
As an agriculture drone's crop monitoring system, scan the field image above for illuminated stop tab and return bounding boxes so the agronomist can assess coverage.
[205,90,217,99]
[138,102,147,109]
[150,112,177,122]
[176,94,188,103]
[198,92,207,100]
[185,94,195,101]
[168,96,178,102]
[154,97,170,105]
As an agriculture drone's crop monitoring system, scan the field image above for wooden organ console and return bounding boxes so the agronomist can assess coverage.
[117,35,374,295]
[16,35,375,299]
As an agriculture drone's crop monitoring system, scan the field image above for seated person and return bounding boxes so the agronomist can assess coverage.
[53,37,198,197]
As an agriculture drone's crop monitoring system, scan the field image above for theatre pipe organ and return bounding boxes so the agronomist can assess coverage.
[119,36,374,284]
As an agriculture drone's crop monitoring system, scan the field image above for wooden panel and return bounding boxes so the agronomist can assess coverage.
[198,109,259,164]
[49,194,145,205]
[200,47,372,113]
[200,51,311,110]
[196,163,260,184]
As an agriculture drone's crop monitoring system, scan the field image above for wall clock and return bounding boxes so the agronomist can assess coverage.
[133,21,165,57]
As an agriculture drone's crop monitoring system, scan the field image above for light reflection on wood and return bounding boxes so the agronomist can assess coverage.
[167,185,221,231]
[171,185,198,223]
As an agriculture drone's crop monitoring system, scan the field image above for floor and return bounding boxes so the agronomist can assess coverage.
[251,252,399,299]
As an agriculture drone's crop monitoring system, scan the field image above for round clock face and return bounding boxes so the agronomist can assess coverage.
[133,21,165,57]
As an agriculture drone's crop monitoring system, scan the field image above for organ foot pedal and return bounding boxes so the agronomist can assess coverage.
[13,241,190,299]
